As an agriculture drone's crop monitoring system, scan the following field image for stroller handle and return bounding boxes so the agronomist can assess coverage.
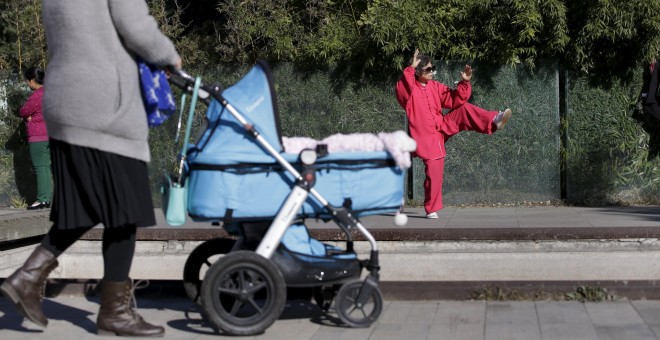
[167,67,220,105]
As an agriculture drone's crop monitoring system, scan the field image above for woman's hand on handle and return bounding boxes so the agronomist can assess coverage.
[165,57,183,78]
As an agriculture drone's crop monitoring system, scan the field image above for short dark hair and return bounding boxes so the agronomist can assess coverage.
[414,54,434,75]
[24,67,45,85]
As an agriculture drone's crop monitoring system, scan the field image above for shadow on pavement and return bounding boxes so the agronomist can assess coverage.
[42,299,96,335]
[0,300,41,333]
[0,297,96,334]
[583,206,660,222]
[166,303,221,336]
[166,299,344,336]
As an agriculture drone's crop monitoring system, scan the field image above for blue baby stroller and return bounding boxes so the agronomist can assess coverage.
[167,61,407,335]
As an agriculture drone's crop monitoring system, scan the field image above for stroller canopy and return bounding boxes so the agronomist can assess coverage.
[191,60,283,164]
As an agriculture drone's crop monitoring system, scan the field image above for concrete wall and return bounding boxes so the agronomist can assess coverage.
[3,239,660,282]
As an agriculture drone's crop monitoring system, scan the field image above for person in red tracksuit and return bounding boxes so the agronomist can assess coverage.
[395,49,512,219]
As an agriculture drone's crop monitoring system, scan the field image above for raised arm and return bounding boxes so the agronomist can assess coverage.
[395,49,422,108]
[437,64,472,109]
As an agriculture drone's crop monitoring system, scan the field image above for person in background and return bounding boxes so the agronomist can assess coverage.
[1,0,182,337]
[19,66,52,210]
[396,49,512,219]
[641,56,660,121]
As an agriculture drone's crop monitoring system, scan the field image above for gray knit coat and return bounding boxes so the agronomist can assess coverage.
[42,0,180,162]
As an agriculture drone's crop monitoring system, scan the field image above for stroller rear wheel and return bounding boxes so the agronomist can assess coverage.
[200,250,286,335]
[335,279,383,328]
[183,238,236,304]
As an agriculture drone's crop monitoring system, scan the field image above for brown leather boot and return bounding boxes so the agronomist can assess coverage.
[0,245,58,328]
[96,279,165,337]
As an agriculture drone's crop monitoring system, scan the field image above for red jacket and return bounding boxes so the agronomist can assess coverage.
[19,87,48,143]
[395,66,471,159]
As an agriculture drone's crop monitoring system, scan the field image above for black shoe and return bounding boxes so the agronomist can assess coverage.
[27,202,50,210]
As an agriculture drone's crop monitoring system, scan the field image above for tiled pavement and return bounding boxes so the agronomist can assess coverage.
[3,205,660,338]
[1,295,660,339]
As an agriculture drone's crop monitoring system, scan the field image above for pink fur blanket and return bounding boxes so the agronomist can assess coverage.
[282,130,417,169]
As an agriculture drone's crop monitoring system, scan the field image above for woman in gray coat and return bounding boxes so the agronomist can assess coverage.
[1,0,181,336]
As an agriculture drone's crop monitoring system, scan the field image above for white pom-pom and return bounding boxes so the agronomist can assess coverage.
[394,213,408,227]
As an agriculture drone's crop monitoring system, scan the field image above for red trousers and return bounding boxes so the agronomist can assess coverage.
[423,102,497,214]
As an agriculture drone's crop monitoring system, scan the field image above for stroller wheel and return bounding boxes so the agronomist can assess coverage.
[200,250,286,336]
[335,279,383,328]
[183,238,236,304]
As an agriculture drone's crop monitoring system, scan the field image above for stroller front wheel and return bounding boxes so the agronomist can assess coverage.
[200,250,286,335]
[335,279,383,328]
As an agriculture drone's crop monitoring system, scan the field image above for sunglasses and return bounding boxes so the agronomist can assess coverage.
[422,66,436,73]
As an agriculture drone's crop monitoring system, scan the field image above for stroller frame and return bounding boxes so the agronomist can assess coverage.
[169,63,391,335]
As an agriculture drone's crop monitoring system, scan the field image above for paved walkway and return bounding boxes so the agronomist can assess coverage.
[3,205,660,236]
[3,206,660,338]
[307,205,660,241]
[1,295,660,339]
[170,205,660,232]
[4,205,660,244]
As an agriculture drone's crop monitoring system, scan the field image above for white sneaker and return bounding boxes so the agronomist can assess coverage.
[426,212,438,219]
[494,108,512,130]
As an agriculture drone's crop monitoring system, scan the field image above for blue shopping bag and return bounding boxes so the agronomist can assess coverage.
[138,59,176,127]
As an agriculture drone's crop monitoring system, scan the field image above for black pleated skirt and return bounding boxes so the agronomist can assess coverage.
[49,139,156,229]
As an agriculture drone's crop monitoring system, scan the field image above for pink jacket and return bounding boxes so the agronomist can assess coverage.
[19,87,49,143]
[395,66,470,159]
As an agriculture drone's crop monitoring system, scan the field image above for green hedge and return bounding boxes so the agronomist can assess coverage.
[566,71,660,205]
[0,71,33,206]
[1,62,658,208]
